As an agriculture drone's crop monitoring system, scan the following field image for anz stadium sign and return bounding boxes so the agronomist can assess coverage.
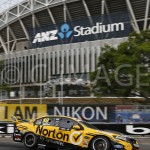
[29,12,131,48]
[32,22,124,43]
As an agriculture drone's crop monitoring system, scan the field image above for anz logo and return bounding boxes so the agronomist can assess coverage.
[32,23,73,43]
[58,23,73,39]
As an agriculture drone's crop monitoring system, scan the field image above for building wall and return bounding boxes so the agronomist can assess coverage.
[0,37,127,85]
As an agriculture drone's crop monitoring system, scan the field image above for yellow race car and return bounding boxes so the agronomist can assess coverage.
[11,115,139,150]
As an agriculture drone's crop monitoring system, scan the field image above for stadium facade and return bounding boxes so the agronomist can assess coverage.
[0,0,149,99]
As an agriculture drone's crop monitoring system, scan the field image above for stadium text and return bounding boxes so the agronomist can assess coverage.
[74,22,124,36]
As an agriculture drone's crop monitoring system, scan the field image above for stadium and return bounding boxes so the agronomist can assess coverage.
[0,2,150,148]
[0,0,149,103]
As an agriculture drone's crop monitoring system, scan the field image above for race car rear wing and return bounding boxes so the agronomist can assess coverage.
[11,116,20,124]
[11,115,29,124]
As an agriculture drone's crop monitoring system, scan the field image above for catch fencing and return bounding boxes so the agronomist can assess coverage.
[0,122,150,136]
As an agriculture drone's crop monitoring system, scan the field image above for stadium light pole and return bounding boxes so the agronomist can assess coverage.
[60,64,63,105]
[0,73,2,102]
[19,69,22,104]
[40,82,42,104]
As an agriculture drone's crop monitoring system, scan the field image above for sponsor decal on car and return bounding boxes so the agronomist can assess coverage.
[47,139,64,146]
[14,133,22,142]
[36,126,69,141]
[69,131,83,145]
[36,126,83,145]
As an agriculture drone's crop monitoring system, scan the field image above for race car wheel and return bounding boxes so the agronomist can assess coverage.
[90,136,111,150]
[24,132,38,149]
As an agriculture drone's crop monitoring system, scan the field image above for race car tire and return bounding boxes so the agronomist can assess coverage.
[90,136,111,150]
[23,132,38,149]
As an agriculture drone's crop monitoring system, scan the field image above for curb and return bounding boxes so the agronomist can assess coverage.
[0,134,12,138]
[133,136,150,139]
[0,134,13,138]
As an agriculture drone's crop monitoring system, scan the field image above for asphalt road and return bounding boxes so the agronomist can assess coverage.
[0,137,149,150]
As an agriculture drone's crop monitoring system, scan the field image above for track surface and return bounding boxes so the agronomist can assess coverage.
[0,137,149,150]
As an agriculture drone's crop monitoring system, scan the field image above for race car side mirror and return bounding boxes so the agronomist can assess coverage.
[72,125,80,130]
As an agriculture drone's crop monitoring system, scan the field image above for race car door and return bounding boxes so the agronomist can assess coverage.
[35,117,61,147]
[57,118,84,149]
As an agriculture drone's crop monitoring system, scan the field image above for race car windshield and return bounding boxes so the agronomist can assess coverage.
[79,121,98,129]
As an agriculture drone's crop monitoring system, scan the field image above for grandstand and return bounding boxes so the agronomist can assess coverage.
[0,0,149,101]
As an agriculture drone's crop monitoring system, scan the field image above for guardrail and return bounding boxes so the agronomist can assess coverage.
[0,122,150,136]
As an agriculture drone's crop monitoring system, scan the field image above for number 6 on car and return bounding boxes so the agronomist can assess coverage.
[11,115,139,150]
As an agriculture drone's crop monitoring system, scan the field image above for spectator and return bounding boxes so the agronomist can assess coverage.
[116,114,123,123]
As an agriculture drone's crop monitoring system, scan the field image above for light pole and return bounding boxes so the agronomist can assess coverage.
[19,69,22,104]
[60,64,63,105]
[0,73,2,102]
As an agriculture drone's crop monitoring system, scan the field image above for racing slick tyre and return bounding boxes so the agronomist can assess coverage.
[23,132,38,149]
[90,136,111,150]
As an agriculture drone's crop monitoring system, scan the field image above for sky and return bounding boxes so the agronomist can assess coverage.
[0,0,10,4]
[0,0,24,13]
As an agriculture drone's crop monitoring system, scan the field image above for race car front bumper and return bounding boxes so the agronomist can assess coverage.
[111,138,139,150]
[13,127,23,142]
[13,133,23,142]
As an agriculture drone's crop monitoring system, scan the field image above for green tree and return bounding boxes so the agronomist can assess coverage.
[91,30,150,100]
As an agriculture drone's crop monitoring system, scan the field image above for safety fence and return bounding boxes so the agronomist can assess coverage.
[0,122,150,136]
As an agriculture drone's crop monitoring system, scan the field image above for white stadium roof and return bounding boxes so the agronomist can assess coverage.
[0,0,24,13]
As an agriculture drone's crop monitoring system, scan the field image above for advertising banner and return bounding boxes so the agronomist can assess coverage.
[0,123,14,134]
[94,124,150,135]
[29,11,131,48]
[115,111,150,123]
[0,104,47,121]
[47,105,116,123]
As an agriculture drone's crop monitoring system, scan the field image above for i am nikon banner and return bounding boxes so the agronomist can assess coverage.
[29,11,131,48]
[0,104,115,122]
